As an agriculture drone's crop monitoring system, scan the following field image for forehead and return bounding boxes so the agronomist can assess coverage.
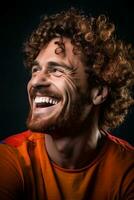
[36,37,84,67]
[39,37,73,57]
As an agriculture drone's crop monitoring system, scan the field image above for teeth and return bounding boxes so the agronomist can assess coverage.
[46,98,49,103]
[50,99,52,104]
[34,96,58,105]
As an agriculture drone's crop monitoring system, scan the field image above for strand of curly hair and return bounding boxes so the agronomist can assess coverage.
[24,8,134,129]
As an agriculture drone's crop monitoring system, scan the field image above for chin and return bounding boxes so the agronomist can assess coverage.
[27,113,71,136]
[26,92,91,136]
[26,114,56,133]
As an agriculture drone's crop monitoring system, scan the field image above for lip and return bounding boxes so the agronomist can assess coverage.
[28,85,62,101]
[34,101,61,112]
[34,96,60,105]
[31,94,62,115]
[29,88,62,104]
[31,102,62,121]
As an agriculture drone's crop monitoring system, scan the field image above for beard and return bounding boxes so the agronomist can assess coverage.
[26,89,92,137]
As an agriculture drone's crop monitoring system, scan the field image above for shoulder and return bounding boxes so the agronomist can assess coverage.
[0,130,45,148]
[0,130,45,176]
[101,129,134,171]
[0,143,24,198]
[0,131,32,164]
[0,130,32,147]
[101,130,134,198]
[102,129,134,153]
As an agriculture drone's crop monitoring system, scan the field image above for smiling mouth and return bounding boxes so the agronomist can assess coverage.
[34,96,60,108]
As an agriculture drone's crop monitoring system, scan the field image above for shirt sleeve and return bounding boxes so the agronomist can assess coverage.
[0,144,24,200]
[121,162,134,200]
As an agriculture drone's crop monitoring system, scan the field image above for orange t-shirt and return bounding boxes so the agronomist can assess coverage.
[0,130,134,200]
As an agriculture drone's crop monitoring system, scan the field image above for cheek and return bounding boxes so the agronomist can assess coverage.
[27,82,30,93]
[57,75,78,98]
[27,81,32,105]
[61,76,80,107]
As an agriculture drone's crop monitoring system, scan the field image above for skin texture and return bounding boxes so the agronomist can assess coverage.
[25,9,134,129]
[27,37,108,169]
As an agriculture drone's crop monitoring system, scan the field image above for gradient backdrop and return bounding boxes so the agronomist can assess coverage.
[0,0,134,145]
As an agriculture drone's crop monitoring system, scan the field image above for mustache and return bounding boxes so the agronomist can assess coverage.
[29,85,61,99]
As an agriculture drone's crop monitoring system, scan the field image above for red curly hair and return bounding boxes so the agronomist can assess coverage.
[24,8,134,129]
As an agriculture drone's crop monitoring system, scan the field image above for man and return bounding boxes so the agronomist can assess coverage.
[0,8,134,200]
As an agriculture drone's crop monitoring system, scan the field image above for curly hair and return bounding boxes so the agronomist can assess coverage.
[24,8,134,129]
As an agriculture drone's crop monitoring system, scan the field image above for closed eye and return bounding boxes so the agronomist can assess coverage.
[50,67,64,77]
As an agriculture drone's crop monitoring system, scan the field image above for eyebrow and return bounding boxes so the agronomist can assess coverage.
[48,61,74,71]
[31,60,41,68]
[32,60,75,71]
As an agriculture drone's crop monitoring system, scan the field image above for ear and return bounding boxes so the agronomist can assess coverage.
[91,86,108,105]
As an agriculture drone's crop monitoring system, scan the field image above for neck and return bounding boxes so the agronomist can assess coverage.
[45,109,104,169]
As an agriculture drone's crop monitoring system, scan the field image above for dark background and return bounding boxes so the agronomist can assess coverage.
[0,0,134,145]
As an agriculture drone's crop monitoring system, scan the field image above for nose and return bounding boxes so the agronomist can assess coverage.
[29,70,51,88]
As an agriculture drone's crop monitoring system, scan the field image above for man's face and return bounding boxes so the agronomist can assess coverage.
[27,37,94,135]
